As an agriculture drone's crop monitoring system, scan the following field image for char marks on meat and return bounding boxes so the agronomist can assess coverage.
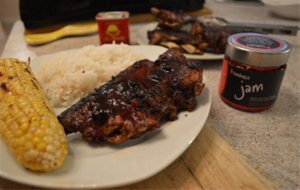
[58,49,204,144]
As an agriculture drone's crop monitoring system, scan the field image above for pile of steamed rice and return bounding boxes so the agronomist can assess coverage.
[36,44,144,107]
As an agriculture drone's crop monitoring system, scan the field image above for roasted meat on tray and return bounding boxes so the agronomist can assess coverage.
[148,28,208,54]
[58,49,205,144]
[148,7,228,54]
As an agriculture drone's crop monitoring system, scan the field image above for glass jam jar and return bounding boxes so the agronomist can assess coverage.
[219,33,291,111]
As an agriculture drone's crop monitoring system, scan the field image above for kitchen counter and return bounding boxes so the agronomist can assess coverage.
[1,1,299,189]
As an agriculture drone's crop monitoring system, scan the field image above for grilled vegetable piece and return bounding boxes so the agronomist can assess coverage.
[0,58,68,172]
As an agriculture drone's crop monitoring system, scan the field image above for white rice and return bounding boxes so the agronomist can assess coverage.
[36,44,144,107]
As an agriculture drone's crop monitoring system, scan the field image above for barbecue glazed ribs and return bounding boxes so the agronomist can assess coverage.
[148,7,228,54]
[58,49,204,144]
[148,28,208,54]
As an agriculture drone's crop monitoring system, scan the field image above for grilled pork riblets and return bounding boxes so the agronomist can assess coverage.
[58,49,204,144]
[148,7,228,54]
[148,28,208,54]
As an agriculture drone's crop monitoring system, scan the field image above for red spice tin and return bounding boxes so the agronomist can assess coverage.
[219,33,291,112]
[95,11,130,44]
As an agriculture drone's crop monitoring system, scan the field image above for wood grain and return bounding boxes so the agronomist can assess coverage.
[182,125,276,190]
[0,125,275,190]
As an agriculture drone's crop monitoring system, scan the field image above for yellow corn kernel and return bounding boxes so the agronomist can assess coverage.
[0,58,68,172]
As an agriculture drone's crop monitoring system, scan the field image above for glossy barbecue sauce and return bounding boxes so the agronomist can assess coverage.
[219,33,291,111]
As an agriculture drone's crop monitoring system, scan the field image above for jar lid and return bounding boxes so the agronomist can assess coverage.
[226,33,291,67]
[96,11,129,20]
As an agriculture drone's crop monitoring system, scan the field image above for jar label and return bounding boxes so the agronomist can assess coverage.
[219,59,286,110]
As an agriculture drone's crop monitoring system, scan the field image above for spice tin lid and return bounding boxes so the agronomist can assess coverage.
[96,11,129,20]
[226,33,291,67]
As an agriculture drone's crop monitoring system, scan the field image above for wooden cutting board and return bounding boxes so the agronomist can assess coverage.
[24,8,212,45]
[0,125,275,189]
[24,7,212,34]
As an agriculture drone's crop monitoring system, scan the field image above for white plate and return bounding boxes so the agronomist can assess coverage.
[0,45,211,189]
[132,22,224,60]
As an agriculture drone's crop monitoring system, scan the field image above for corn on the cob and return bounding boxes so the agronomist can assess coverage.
[0,58,68,172]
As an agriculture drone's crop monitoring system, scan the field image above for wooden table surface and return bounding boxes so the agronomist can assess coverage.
[1,1,299,189]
